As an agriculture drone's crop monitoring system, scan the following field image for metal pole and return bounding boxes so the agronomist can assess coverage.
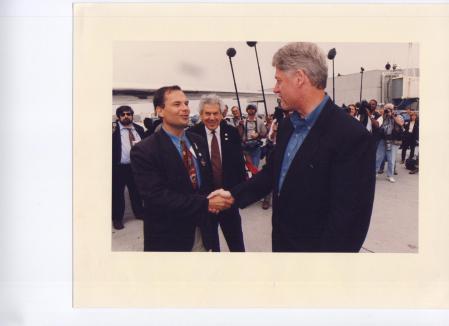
[253,44,268,117]
[332,59,335,102]
[327,48,337,103]
[359,67,364,103]
[228,56,242,118]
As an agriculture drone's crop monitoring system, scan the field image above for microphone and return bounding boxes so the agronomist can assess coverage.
[226,48,236,58]
[246,41,257,47]
[327,48,336,60]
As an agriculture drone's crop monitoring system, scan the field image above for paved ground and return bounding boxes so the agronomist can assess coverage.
[112,150,418,253]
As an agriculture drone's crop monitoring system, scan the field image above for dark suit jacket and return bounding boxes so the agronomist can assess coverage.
[188,121,247,189]
[231,98,376,252]
[403,121,419,146]
[130,128,218,251]
[112,122,145,166]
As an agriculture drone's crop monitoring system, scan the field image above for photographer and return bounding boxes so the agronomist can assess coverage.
[357,100,379,133]
[241,104,267,169]
[401,111,419,164]
[375,103,404,183]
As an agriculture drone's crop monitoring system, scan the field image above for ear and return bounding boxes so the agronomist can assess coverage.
[156,106,164,118]
[294,69,307,87]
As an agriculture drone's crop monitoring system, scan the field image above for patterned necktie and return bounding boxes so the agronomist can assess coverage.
[210,130,222,188]
[127,128,135,146]
[180,140,198,190]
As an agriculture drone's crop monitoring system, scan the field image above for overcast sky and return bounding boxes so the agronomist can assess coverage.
[113,41,419,93]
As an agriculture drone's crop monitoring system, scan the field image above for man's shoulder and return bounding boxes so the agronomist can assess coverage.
[133,123,144,132]
[326,104,370,139]
[221,121,238,133]
[186,129,206,144]
[188,123,204,135]
[133,129,161,151]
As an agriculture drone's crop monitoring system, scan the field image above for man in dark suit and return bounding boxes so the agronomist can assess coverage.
[189,94,247,252]
[112,105,145,230]
[211,42,376,252]
[130,86,233,252]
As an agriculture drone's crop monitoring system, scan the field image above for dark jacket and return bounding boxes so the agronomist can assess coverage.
[130,129,218,251]
[231,98,376,252]
[112,122,145,166]
[403,120,419,146]
[188,121,247,190]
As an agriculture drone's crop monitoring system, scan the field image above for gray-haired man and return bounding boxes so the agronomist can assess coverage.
[189,94,247,251]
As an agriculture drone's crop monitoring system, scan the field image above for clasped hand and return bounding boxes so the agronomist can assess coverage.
[207,189,234,214]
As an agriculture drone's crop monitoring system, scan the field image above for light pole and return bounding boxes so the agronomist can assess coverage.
[247,41,268,118]
[327,48,337,102]
[226,47,242,118]
[359,67,365,103]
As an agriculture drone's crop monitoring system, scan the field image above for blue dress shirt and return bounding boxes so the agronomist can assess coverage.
[162,127,202,188]
[278,95,329,192]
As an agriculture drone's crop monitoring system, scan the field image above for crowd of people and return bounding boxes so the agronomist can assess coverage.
[111,41,417,253]
[342,100,420,182]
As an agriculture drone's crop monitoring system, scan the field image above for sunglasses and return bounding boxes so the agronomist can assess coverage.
[119,112,132,117]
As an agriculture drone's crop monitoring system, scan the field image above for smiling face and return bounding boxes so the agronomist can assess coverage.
[157,90,190,135]
[273,67,299,111]
[200,103,222,131]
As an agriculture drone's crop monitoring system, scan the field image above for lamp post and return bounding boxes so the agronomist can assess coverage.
[327,48,337,102]
[247,41,268,118]
[226,47,242,118]
[359,67,365,103]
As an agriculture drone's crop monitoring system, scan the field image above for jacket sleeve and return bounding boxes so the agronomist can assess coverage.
[229,126,247,183]
[231,146,274,208]
[130,142,209,224]
[320,129,376,252]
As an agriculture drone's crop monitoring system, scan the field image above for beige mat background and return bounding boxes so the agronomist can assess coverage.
[73,4,449,308]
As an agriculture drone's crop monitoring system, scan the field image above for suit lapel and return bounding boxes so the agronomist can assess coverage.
[157,130,192,190]
[186,132,210,191]
[273,120,293,194]
[275,99,334,194]
[220,124,230,157]
[297,98,333,162]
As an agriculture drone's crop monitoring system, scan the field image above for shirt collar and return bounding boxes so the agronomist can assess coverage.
[290,95,329,132]
[205,125,220,136]
[162,126,186,143]
[118,121,134,130]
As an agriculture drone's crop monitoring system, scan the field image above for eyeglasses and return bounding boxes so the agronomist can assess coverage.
[119,112,132,117]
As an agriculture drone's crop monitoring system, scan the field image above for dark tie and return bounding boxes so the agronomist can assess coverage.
[127,128,135,147]
[210,130,222,188]
[180,140,198,190]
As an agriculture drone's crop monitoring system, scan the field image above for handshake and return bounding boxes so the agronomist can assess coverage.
[207,189,235,214]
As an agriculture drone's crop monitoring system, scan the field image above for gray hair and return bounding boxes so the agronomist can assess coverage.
[198,94,224,114]
[272,42,328,89]
[384,103,394,110]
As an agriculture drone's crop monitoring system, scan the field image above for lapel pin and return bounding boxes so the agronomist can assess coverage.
[189,146,197,159]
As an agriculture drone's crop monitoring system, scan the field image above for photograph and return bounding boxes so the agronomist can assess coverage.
[111,41,419,253]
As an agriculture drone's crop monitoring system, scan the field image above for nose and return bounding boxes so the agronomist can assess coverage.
[273,83,280,94]
[181,103,190,113]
